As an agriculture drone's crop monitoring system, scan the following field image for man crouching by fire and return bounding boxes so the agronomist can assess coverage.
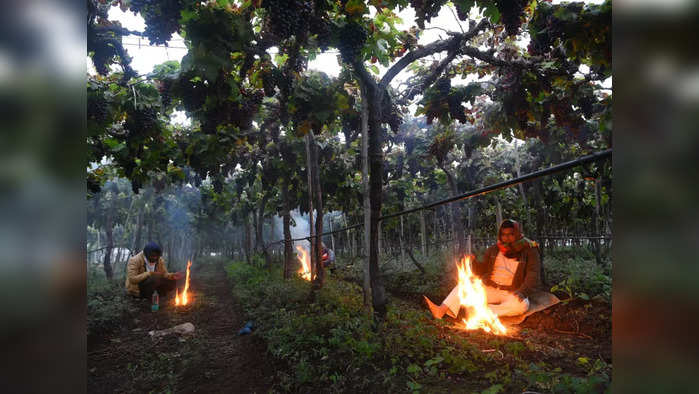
[424,219,542,318]
[125,242,184,299]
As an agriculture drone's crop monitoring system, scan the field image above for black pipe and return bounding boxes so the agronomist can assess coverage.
[268,149,612,244]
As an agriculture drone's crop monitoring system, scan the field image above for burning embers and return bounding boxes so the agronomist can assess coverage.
[175,260,192,306]
[456,256,507,335]
[295,245,312,281]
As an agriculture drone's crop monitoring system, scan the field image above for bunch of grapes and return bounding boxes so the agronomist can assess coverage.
[212,178,224,193]
[140,0,186,45]
[230,90,264,130]
[178,77,208,113]
[309,17,332,50]
[262,71,277,97]
[239,53,255,80]
[527,3,557,55]
[448,95,467,123]
[435,78,451,96]
[381,95,402,133]
[261,0,313,40]
[158,79,174,108]
[90,48,111,75]
[410,0,448,28]
[551,99,582,136]
[125,108,160,137]
[578,94,594,118]
[87,92,109,124]
[337,22,368,63]
[495,0,528,37]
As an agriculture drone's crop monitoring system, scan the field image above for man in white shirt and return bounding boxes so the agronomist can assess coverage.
[424,219,542,318]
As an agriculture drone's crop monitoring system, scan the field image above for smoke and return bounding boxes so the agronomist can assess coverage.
[272,210,312,252]
[272,210,344,255]
[162,186,198,268]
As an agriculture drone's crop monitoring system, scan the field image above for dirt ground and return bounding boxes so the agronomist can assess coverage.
[87,261,278,393]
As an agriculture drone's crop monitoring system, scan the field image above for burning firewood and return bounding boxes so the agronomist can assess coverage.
[295,245,312,281]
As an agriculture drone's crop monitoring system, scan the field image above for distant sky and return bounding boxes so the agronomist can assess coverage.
[109,4,480,86]
[108,1,605,81]
[98,1,608,123]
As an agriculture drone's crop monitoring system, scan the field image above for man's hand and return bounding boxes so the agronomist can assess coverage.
[150,271,164,279]
[172,271,185,280]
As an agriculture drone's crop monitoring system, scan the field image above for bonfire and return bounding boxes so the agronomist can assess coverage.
[175,260,192,306]
[295,245,312,281]
[455,256,507,335]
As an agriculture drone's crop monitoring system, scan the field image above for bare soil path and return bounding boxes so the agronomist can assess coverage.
[88,260,277,393]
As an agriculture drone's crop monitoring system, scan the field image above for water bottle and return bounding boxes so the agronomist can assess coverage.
[151,290,159,312]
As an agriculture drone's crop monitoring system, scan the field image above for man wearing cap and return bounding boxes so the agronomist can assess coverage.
[423,219,542,318]
[125,242,184,298]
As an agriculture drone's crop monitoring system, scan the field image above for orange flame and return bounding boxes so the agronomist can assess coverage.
[175,287,180,306]
[181,260,192,305]
[295,245,312,281]
[456,256,507,335]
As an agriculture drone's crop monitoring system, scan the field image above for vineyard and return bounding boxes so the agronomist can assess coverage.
[87,0,612,392]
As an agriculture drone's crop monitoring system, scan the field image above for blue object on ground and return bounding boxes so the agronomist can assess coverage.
[244,321,255,330]
[238,326,252,336]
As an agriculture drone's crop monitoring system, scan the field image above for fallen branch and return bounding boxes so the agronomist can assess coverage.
[553,328,593,340]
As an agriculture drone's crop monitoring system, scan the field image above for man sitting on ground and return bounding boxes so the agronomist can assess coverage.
[125,242,183,299]
[321,242,335,269]
[423,219,542,318]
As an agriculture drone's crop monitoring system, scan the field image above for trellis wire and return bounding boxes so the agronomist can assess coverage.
[265,148,612,247]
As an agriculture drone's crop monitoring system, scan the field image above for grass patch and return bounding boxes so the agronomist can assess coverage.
[544,247,611,302]
[226,258,609,392]
[87,272,134,338]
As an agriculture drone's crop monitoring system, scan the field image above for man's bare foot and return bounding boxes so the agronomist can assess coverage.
[423,295,447,319]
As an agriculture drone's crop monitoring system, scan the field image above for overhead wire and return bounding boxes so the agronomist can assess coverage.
[265,148,612,246]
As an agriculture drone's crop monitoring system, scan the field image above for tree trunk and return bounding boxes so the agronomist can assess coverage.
[433,210,438,250]
[406,249,426,274]
[440,164,466,257]
[594,178,602,265]
[366,85,387,320]
[305,133,317,281]
[360,85,372,310]
[400,215,405,269]
[310,132,325,288]
[257,195,272,268]
[103,207,114,280]
[282,179,293,279]
[378,222,383,258]
[329,217,335,252]
[496,197,503,229]
[419,207,427,256]
[244,212,252,264]
[344,215,353,258]
[514,144,529,231]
